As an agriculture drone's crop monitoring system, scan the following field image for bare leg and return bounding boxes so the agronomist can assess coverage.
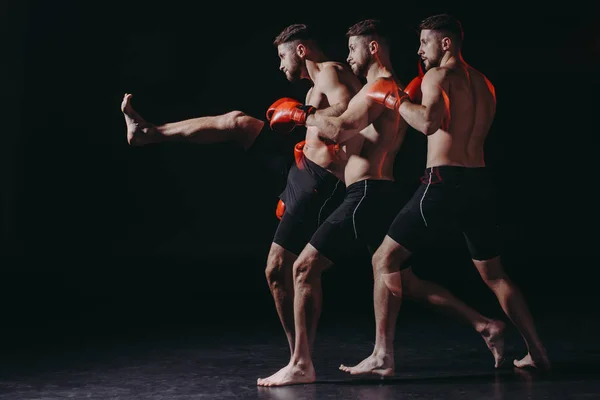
[473,256,550,370]
[121,93,264,148]
[340,236,409,377]
[257,244,331,387]
[265,243,298,359]
[401,267,506,367]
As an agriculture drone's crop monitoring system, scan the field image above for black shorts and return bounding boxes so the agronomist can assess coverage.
[387,166,501,261]
[272,155,343,255]
[309,179,402,264]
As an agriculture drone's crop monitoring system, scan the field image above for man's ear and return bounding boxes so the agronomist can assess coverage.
[369,40,379,55]
[296,43,307,58]
[441,36,452,51]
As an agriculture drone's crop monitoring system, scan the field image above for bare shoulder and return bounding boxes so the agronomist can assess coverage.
[316,62,358,90]
[423,67,450,84]
[323,61,351,73]
[467,65,496,101]
[467,65,493,85]
[316,62,350,82]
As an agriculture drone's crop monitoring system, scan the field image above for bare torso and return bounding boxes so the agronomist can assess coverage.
[427,63,496,168]
[303,62,363,181]
[344,78,406,186]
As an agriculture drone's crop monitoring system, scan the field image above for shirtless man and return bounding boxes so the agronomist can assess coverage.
[123,22,504,376]
[262,24,361,359]
[341,14,550,376]
[122,24,360,360]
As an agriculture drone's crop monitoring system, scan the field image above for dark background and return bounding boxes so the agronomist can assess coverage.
[1,1,598,340]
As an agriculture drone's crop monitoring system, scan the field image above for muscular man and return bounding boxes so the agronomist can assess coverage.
[345,14,550,375]
[263,24,361,359]
[123,22,504,378]
[122,24,361,360]
[257,19,505,387]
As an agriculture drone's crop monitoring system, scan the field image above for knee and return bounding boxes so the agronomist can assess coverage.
[474,257,509,287]
[372,247,390,273]
[292,255,317,285]
[265,252,286,287]
[372,240,408,274]
[372,240,409,297]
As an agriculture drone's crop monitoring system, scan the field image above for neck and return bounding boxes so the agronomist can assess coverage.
[439,51,464,69]
[304,50,329,82]
[366,57,395,83]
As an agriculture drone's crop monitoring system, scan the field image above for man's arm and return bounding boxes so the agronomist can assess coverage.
[398,68,448,135]
[267,66,356,133]
[312,82,385,143]
[306,66,356,121]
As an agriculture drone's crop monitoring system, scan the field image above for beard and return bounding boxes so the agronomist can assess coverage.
[352,60,369,78]
[423,56,441,71]
[285,56,303,82]
[423,44,444,70]
[286,67,302,82]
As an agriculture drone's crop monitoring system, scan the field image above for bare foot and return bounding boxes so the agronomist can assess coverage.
[514,351,551,371]
[481,319,506,368]
[121,93,158,146]
[257,362,316,387]
[339,352,394,377]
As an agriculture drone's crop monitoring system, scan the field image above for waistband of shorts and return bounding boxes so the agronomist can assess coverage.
[422,165,490,184]
[346,178,396,193]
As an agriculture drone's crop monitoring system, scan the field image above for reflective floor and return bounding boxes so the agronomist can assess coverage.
[0,306,597,400]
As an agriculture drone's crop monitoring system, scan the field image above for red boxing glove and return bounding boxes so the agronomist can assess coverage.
[366,78,406,111]
[267,98,316,133]
[266,97,297,120]
[404,76,423,104]
[276,199,285,220]
[294,140,305,169]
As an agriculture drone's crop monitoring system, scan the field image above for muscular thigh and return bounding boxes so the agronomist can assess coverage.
[459,175,501,261]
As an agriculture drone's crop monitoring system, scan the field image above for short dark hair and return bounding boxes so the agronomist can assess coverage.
[273,24,315,46]
[346,19,391,45]
[419,14,464,46]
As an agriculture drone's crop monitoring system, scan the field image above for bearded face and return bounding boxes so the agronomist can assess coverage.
[418,29,445,70]
[277,43,303,82]
[346,36,372,78]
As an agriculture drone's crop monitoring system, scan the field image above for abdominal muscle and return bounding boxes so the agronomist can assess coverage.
[303,128,347,181]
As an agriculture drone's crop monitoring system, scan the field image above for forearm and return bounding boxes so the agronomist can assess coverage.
[398,101,439,135]
[308,115,343,142]
[306,102,361,142]
[311,103,347,119]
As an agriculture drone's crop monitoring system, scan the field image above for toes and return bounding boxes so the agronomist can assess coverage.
[513,359,526,368]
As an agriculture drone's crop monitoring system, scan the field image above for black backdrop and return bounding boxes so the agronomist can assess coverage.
[1,1,598,330]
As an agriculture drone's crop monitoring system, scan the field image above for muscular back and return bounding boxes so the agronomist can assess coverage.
[427,64,496,167]
[303,62,363,179]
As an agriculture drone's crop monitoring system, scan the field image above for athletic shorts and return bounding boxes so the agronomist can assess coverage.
[387,166,501,260]
[272,155,343,255]
[309,179,402,264]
